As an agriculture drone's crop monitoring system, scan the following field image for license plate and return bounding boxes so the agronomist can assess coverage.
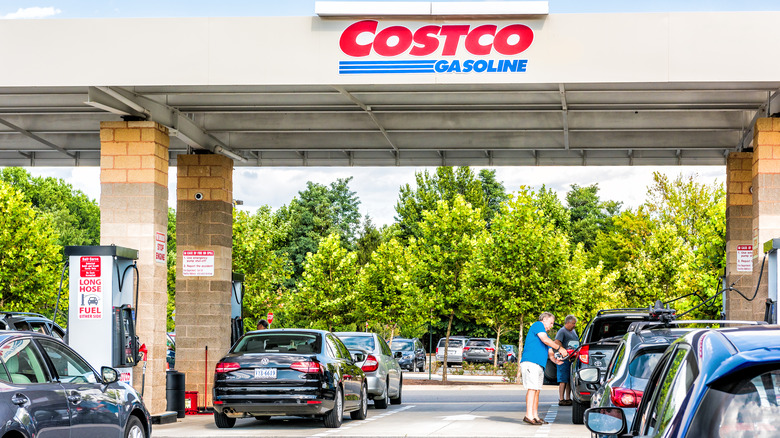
[255,368,277,379]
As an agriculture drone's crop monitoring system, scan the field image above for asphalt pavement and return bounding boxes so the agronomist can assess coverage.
[152,375,590,438]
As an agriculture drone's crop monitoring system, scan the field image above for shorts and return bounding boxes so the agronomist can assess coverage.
[557,361,571,384]
[521,362,543,390]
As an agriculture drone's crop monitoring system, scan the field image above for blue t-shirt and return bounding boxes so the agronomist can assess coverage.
[521,321,550,368]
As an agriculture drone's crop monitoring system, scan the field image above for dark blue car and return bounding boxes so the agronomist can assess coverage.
[584,325,780,438]
[0,331,151,438]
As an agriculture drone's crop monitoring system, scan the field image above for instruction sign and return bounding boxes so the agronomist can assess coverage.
[182,250,215,276]
[78,256,103,319]
[737,245,753,272]
[154,232,167,264]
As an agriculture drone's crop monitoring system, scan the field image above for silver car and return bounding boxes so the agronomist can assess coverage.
[335,332,403,409]
[435,336,468,365]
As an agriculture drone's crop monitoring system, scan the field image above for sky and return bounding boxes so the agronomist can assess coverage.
[4,0,776,225]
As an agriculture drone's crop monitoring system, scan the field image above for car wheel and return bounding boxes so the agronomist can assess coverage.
[214,411,236,429]
[373,382,389,409]
[124,416,146,438]
[350,383,368,420]
[417,362,424,372]
[572,399,588,425]
[390,377,402,405]
[323,386,343,428]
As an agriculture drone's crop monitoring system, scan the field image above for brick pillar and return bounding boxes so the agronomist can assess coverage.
[175,153,233,407]
[747,118,780,321]
[725,152,754,319]
[100,121,169,413]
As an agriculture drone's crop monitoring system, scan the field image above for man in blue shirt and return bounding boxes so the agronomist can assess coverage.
[520,312,566,425]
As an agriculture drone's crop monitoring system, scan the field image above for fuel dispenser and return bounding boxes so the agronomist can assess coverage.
[764,239,779,324]
[64,245,141,384]
[230,273,245,345]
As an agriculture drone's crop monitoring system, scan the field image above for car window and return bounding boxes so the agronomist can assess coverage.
[50,325,66,340]
[233,333,320,354]
[687,368,780,437]
[608,342,626,378]
[467,340,492,347]
[391,341,414,351]
[325,336,338,358]
[37,338,99,384]
[0,338,51,384]
[28,321,48,334]
[339,336,376,352]
[378,337,393,357]
[440,339,464,348]
[332,336,353,360]
[645,347,697,436]
[14,321,31,331]
[628,348,665,379]
[589,319,644,343]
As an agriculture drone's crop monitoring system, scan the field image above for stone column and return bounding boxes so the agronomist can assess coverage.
[746,118,780,321]
[725,152,754,319]
[175,153,233,407]
[100,121,169,413]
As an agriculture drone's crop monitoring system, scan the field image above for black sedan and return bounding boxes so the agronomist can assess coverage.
[212,329,368,428]
[0,331,151,438]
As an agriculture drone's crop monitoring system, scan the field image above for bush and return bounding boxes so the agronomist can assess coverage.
[501,362,518,383]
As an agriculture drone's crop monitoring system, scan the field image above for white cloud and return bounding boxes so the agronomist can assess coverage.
[1,6,62,19]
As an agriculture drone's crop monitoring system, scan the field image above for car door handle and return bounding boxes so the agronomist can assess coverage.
[67,392,82,404]
[11,393,28,406]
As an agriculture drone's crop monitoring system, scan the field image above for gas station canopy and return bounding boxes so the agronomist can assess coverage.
[0,5,778,167]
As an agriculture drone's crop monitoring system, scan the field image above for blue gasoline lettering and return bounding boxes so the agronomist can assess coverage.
[434,59,528,73]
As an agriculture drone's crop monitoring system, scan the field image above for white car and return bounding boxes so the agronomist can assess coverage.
[435,336,469,365]
[335,332,403,409]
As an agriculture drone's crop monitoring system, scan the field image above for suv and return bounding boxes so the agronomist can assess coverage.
[390,337,426,372]
[571,307,672,424]
[0,312,66,340]
[435,336,468,365]
[463,338,507,365]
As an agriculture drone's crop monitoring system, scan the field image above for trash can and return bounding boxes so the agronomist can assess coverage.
[166,370,186,418]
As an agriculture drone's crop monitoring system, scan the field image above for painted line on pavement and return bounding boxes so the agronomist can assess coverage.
[534,404,558,438]
[309,405,415,437]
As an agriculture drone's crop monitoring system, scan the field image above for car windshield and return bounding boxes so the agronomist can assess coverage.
[467,340,491,347]
[339,336,376,351]
[439,339,464,348]
[628,349,665,379]
[687,367,780,437]
[232,333,320,354]
[589,318,644,342]
[391,341,413,351]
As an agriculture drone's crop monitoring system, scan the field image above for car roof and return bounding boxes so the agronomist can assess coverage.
[334,332,375,337]
[716,325,780,353]
[635,328,695,345]
[246,328,329,335]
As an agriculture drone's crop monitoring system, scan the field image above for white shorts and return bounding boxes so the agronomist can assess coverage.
[521,362,544,390]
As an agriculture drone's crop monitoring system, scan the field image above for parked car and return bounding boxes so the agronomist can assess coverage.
[463,338,507,365]
[0,331,151,437]
[390,337,426,372]
[571,307,670,424]
[335,331,403,409]
[435,336,469,365]
[212,329,368,428]
[0,311,66,340]
[584,325,780,438]
[502,344,518,363]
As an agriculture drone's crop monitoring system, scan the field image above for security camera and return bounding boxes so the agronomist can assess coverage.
[194,192,204,201]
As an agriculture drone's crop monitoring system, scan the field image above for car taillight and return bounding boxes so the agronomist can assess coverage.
[485,347,495,353]
[578,345,590,364]
[362,355,379,372]
[215,362,240,373]
[290,361,324,374]
[463,347,470,351]
[436,347,440,354]
[611,388,643,408]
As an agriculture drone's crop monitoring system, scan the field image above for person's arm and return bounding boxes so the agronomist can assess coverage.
[537,331,567,356]
[548,348,563,365]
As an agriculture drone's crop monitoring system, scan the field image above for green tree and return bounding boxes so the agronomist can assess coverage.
[233,206,292,329]
[167,208,176,332]
[0,181,62,315]
[478,169,509,226]
[355,216,383,266]
[289,233,360,331]
[566,184,621,252]
[410,195,484,380]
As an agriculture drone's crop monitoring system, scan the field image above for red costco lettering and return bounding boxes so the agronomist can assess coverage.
[340,20,534,57]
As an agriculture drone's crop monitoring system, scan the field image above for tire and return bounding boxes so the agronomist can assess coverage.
[323,386,343,428]
[390,377,402,405]
[350,384,368,420]
[373,381,389,409]
[572,399,588,425]
[417,362,424,372]
[124,416,146,438]
[214,411,236,429]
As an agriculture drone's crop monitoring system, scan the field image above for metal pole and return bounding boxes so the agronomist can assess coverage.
[428,320,432,380]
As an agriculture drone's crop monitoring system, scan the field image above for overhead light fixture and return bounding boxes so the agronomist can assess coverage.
[214,145,248,163]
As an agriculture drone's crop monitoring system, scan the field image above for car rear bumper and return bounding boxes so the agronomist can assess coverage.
[365,374,386,397]
[214,399,336,417]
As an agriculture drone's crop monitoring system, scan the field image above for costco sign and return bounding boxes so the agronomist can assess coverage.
[338,20,534,75]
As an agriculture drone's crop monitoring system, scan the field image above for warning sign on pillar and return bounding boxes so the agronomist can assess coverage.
[154,232,167,264]
[737,245,753,272]
[182,250,215,276]
[78,256,103,319]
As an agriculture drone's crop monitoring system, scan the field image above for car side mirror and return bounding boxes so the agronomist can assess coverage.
[101,366,119,384]
[584,407,627,435]
[350,351,366,363]
[394,351,402,359]
[578,367,600,384]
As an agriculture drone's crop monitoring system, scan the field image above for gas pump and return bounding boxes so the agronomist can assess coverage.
[230,273,245,345]
[64,245,141,384]
[764,239,779,324]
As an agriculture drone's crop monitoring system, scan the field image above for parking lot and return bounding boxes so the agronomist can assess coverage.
[154,381,589,438]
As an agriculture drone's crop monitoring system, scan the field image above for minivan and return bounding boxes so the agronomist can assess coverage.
[435,336,468,365]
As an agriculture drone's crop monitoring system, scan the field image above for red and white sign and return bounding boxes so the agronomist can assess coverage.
[182,250,215,277]
[737,245,753,272]
[154,232,167,264]
[340,20,534,57]
[267,312,274,324]
[80,256,101,277]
